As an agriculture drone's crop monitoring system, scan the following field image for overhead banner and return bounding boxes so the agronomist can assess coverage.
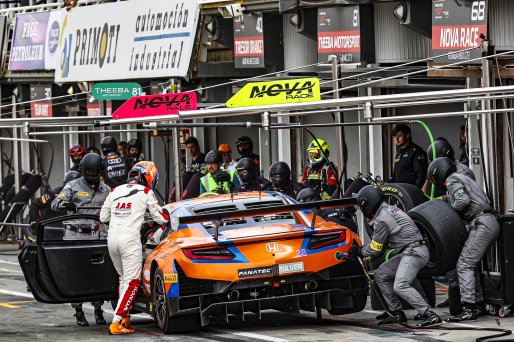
[226,78,320,108]
[233,13,264,68]
[30,84,52,118]
[56,0,200,82]
[9,11,63,70]
[318,6,360,64]
[112,92,198,120]
[432,0,488,64]
[92,82,143,100]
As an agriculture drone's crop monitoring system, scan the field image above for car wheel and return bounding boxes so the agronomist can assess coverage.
[365,183,428,238]
[152,268,201,334]
[408,200,468,276]
[328,293,367,315]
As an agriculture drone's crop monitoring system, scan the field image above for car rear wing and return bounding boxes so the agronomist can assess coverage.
[178,197,357,226]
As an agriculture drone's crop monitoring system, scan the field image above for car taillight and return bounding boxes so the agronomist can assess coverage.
[307,231,346,250]
[183,247,235,260]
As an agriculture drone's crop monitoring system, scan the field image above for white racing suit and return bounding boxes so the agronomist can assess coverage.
[100,182,168,323]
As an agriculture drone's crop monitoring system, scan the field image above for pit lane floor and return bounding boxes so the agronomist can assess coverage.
[0,242,511,342]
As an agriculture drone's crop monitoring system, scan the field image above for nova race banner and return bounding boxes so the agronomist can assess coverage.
[56,0,199,82]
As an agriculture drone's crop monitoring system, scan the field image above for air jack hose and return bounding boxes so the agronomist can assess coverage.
[412,120,436,200]
[356,256,511,342]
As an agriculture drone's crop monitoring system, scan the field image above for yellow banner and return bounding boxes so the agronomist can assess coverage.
[226,78,321,108]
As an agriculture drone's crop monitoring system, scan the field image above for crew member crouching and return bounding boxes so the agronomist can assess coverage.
[353,185,442,327]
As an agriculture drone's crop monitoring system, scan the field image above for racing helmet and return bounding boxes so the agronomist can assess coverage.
[127,138,143,154]
[235,136,253,156]
[307,139,330,166]
[128,161,159,190]
[205,150,222,164]
[236,157,258,183]
[269,162,291,190]
[356,185,384,219]
[79,153,103,184]
[297,188,321,203]
[68,144,85,164]
[63,170,81,185]
[427,140,455,162]
[100,136,118,156]
[427,157,457,187]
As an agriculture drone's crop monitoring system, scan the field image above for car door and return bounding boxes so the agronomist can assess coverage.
[19,214,118,303]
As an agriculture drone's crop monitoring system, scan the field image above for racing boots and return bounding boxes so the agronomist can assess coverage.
[375,311,390,320]
[94,308,106,325]
[74,310,89,327]
[378,310,407,325]
[109,322,135,335]
[446,303,478,322]
[121,317,133,330]
[416,309,443,328]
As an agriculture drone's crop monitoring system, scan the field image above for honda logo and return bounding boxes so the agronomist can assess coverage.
[265,242,279,253]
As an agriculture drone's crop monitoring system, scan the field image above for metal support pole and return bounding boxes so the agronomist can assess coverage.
[331,55,345,182]
[481,40,499,209]
[172,127,182,202]
[11,96,20,194]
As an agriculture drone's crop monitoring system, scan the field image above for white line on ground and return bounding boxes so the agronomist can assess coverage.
[445,322,481,329]
[211,330,290,342]
[0,259,19,266]
[363,309,383,315]
[0,289,34,298]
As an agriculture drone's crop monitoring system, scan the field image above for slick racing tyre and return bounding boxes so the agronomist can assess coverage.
[365,183,428,239]
[408,200,468,276]
[153,268,201,334]
[343,178,370,215]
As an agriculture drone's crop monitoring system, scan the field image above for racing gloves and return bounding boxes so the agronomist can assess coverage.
[64,202,77,212]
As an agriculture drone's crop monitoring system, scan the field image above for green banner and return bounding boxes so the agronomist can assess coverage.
[92,82,142,100]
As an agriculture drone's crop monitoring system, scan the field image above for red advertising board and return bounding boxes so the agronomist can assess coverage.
[233,13,264,68]
[112,92,198,120]
[432,0,488,64]
[30,84,52,118]
[87,98,112,116]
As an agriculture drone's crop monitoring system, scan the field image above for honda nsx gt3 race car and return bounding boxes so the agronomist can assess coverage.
[19,191,367,334]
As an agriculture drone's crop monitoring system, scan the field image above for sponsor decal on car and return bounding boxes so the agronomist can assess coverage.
[278,262,304,275]
[164,273,178,283]
[238,266,273,279]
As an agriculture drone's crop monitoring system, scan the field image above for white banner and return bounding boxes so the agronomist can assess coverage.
[45,10,62,70]
[55,0,199,82]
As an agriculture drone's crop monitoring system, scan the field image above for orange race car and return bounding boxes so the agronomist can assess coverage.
[19,191,367,334]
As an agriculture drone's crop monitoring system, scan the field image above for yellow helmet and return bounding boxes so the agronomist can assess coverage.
[307,139,330,165]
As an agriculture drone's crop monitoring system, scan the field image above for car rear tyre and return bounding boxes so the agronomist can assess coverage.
[365,183,428,238]
[153,268,201,334]
[408,200,468,276]
[328,293,367,315]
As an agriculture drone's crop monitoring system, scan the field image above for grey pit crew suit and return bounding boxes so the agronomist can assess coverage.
[51,177,110,311]
[445,173,500,304]
[100,182,168,323]
[362,203,430,315]
[446,161,481,301]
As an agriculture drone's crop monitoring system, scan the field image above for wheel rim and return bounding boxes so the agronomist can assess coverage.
[154,274,167,325]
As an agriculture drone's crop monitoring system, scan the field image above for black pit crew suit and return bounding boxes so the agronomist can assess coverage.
[51,177,110,311]
[238,177,271,192]
[362,202,431,316]
[102,154,132,188]
[390,142,428,188]
[28,186,63,222]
